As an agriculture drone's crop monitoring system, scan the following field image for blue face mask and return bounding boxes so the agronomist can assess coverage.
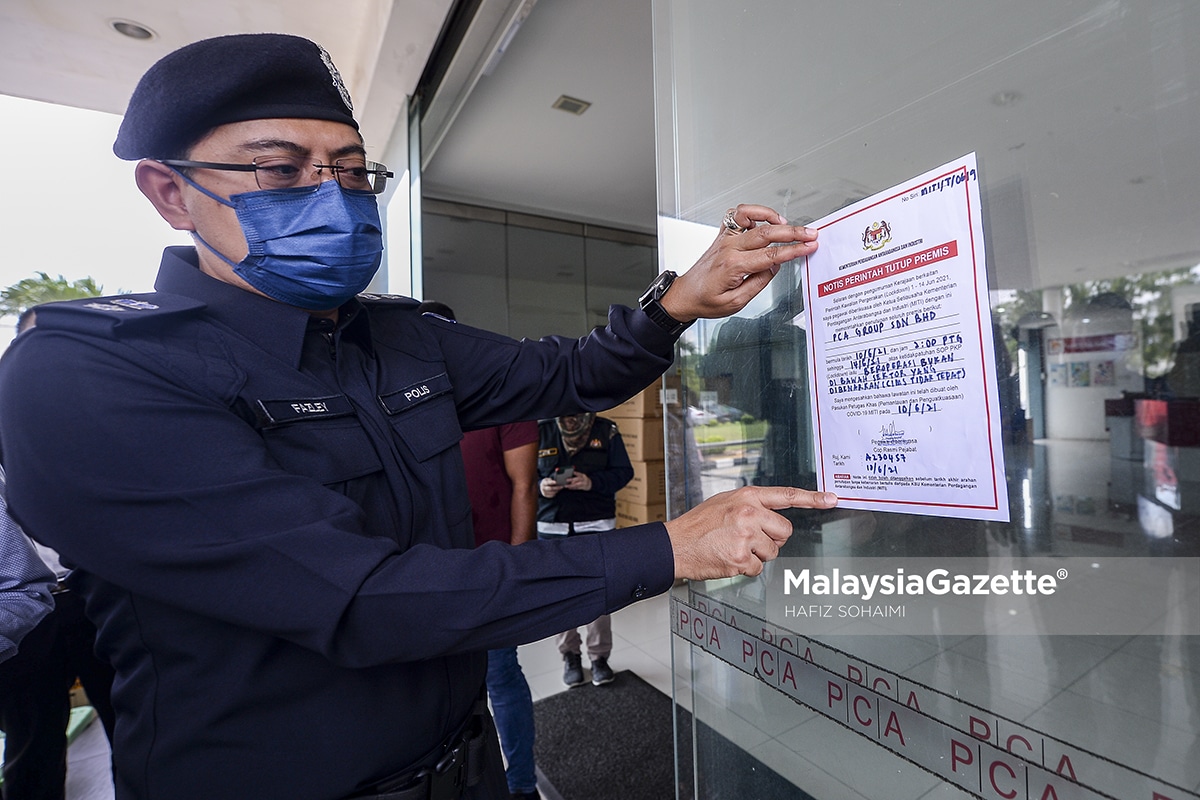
[179,174,384,310]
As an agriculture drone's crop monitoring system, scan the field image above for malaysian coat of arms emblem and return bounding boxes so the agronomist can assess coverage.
[862,221,892,251]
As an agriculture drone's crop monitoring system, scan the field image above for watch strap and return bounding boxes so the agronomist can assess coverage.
[642,299,692,336]
[639,271,692,336]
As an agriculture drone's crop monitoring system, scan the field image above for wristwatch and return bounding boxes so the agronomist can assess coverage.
[638,270,693,336]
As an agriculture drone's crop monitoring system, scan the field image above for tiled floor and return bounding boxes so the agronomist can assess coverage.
[522,588,675,702]
[62,720,115,800]
[58,591,676,799]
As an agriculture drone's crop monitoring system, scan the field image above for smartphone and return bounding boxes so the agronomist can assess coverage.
[553,466,575,485]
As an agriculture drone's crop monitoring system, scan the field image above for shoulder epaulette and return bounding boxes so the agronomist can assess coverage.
[357,293,421,311]
[29,293,206,338]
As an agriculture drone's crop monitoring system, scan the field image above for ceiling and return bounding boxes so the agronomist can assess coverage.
[417,0,657,233]
[0,0,660,233]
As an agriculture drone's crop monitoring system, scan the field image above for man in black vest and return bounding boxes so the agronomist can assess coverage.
[537,413,632,687]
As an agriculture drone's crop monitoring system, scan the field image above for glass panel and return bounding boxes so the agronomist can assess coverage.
[585,237,658,330]
[507,225,588,339]
[420,213,508,332]
[420,210,656,339]
[656,1,1200,799]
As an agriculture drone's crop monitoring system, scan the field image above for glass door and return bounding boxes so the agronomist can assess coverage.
[655,2,1200,798]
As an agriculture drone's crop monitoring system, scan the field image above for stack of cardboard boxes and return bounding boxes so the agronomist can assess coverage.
[604,378,669,527]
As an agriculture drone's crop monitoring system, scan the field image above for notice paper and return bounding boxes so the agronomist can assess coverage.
[801,153,1009,521]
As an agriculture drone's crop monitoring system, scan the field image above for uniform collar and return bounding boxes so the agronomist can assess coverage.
[152,247,372,368]
[304,302,374,359]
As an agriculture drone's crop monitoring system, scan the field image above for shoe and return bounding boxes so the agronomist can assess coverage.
[590,656,614,686]
[562,652,585,687]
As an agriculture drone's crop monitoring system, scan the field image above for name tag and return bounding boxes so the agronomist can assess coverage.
[378,372,453,415]
[255,395,355,428]
[538,447,559,458]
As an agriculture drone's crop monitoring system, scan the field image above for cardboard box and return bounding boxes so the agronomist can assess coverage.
[617,459,667,505]
[614,416,664,462]
[605,373,684,420]
[615,498,667,527]
[605,380,664,419]
[661,373,682,410]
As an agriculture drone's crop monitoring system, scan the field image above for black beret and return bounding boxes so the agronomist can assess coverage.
[113,33,359,160]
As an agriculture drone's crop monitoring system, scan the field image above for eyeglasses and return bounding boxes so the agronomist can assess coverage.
[159,155,394,195]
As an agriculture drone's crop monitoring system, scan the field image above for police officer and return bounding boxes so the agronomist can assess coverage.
[0,33,832,800]
[536,413,631,687]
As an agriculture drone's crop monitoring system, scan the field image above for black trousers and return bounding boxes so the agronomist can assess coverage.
[0,590,116,800]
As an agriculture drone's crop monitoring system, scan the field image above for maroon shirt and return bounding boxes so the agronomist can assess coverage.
[460,422,539,546]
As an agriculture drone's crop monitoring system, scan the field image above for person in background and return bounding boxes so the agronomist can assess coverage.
[0,464,55,664]
[537,413,632,688]
[1,317,54,656]
[0,522,118,800]
[418,301,542,800]
[0,311,116,800]
[0,33,833,799]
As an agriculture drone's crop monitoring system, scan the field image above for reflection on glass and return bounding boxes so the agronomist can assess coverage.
[682,265,815,509]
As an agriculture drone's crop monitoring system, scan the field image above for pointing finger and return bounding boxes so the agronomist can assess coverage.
[753,486,838,511]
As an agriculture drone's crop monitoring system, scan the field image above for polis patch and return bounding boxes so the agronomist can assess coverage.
[378,372,453,415]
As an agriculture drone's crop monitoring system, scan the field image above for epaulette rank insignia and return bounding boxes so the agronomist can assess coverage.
[81,298,161,312]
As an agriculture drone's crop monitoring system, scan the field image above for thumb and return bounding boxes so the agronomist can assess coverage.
[740,265,778,295]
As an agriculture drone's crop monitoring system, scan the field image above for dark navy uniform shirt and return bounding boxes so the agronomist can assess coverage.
[0,247,676,799]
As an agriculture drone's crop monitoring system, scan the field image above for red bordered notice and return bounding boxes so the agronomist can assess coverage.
[801,153,1009,521]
